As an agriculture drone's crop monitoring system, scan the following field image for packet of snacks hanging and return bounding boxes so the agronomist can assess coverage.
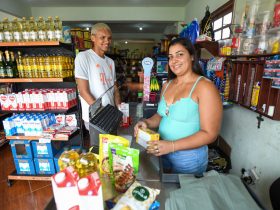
[112,181,160,210]
[108,143,139,193]
[99,134,129,175]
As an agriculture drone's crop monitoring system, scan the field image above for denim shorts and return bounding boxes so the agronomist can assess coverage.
[162,145,208,175]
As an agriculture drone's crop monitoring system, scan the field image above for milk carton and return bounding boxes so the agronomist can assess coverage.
[51,166,80,210]
[77,172,104,210]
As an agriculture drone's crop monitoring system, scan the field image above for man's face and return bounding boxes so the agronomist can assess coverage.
[91,28,112,54]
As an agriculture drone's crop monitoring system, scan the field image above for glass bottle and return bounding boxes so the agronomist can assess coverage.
[0,21,4,42]
[12,18,22,42]
[29,17,38,41]
[16,51,24,78]
[37,16,47,41]
[0,51,6,78]
[54,16,62,41]
[3,18,13,42]
[21,17,30,42]
[5,50,13,78]
[45,16,55,41]
[10,52,18,78]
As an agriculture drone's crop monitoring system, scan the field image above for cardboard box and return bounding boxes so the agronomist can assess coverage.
[136,128,159,148]
[34,158,56,174]
[13,158,36,175]
[31,141,64,158]
[10,140,33,159]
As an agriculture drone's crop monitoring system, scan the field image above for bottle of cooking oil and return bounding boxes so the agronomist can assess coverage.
[0,21,4,42]
[30,53,39,78]
[3,18,13,42]
[23,54,32,78]
[44,53,53,78]
[56,53,63,78]
[5,50,13,78]
[0,51,6,78]
[12,18,22,42]
[16,51,24,78]
[37,16,47,41]
[76,148,98,178]
[37,54,46,78]
[46,16,55,41]
[29,17,38,41]
[58,146,80,171]
[54,16,62,41]
[21,17,30,42]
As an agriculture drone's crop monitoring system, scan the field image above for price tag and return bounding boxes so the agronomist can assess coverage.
[39,138,51,144]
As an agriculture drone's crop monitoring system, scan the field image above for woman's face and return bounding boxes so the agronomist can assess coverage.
[168,43,193,76]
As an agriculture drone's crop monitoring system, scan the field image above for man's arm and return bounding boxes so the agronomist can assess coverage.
[76,78,96,105]
[114,82,121,106]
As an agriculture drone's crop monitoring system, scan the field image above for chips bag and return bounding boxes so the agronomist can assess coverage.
[99,134,129,175]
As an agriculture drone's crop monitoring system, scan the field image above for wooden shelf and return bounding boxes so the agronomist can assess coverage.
[0,78,73,83]
[8,170,51,181]
[195,41,219,57]
[0,41,60,47]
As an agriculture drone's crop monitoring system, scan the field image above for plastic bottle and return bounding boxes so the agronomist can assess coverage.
[46,16,55,41]
[75,148,98,178]
[37,16,47,41]
[29,17,38,41]
[3,18,13,42]
[16,51,24,78]
[12,18,22,42]
[54,16,62,41]
[0,21,4,42]
[21,17,30,42]
[58,146,80,171]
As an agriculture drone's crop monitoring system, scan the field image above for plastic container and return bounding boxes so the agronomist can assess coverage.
[58,146,80,171]
[75,149,98,178]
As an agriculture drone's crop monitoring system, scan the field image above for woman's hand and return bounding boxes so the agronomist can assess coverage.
[134,120,148,137]
[147,140,173,156]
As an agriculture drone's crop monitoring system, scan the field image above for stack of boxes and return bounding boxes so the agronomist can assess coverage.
[9,140,64,175]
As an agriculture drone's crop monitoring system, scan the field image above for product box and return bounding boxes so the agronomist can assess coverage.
[10,140,33,159]
[31,141,64,158]
[77,172,103,210]
[13,158,36,175]
[34,158,56,175]
[136,128,160,148]
[51,166,80,210]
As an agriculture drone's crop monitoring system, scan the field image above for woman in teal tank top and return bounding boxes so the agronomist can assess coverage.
[134,38,222,175]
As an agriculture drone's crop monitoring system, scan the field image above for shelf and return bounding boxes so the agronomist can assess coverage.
[195,41,219,57]
[8,170,51,181]
[0,78,74,83]
[0,41,60,47]
[223,52,280,58]
[0,105,77,114]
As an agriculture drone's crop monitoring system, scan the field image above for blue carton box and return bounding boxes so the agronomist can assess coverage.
[14,158,36,175]
[31,141,64,158]
[34,158,56,175]
[54,145,81,172]
[10,140,33,159]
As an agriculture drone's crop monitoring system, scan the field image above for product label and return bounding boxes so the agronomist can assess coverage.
[19,162,30,172]
[29,31,38,41]
[47,31,55,40]
[132,186,149,201]
[0,32,4,42]
[4,31,12,41]
[55,30,62,40]
[22,31,29,41]
[13,31,21,41]
[38,30,46,40]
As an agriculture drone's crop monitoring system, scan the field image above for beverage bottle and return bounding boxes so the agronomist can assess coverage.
[29,17,38,41]
[54,16,62,41]
[37,16,47,41]
[16,51,24,78]
[45,53,53,78]
[4,50,13,78]
[10,51,19,78]
[12,18,22,42]
[56,54,63,78]
[30,53,39,78]
[3,18,13,42]
[45,16,55,41]
[58,146,80,171]
[0,51,6,78]
[37,54,46,78]
[0,21,4,42]
[21,17,30,42]
[76,149,98,178]
[23,54,32,78]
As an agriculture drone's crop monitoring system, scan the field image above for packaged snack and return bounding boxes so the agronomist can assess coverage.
[136,128,159,148]
[99,134,129,175]
[109,143,140,192]
[112,181,160,210]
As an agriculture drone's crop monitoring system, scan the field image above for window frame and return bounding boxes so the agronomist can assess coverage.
[211,0,234,41]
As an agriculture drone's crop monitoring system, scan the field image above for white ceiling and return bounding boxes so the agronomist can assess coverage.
[23,0,188,7]
[16,0,188,42]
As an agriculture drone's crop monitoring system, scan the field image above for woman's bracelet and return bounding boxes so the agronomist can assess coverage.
[172,141,175,153]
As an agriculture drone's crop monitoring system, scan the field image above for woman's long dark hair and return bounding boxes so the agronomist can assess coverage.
[167,37,204,80]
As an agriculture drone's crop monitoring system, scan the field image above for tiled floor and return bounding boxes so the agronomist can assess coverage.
[0,142,53,210]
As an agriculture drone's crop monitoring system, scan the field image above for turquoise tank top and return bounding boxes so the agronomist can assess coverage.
[157,76,203,141]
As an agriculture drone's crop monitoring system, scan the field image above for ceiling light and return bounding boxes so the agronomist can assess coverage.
[139,27,143,31]
[86,27,90,31]
[125,41,128,44]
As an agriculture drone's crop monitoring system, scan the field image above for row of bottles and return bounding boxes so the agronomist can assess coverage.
[0,50,18,78]
[0,50,74,78]
[0,16,62,43]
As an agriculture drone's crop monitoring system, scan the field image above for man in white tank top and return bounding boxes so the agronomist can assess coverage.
[75,23,121,130]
